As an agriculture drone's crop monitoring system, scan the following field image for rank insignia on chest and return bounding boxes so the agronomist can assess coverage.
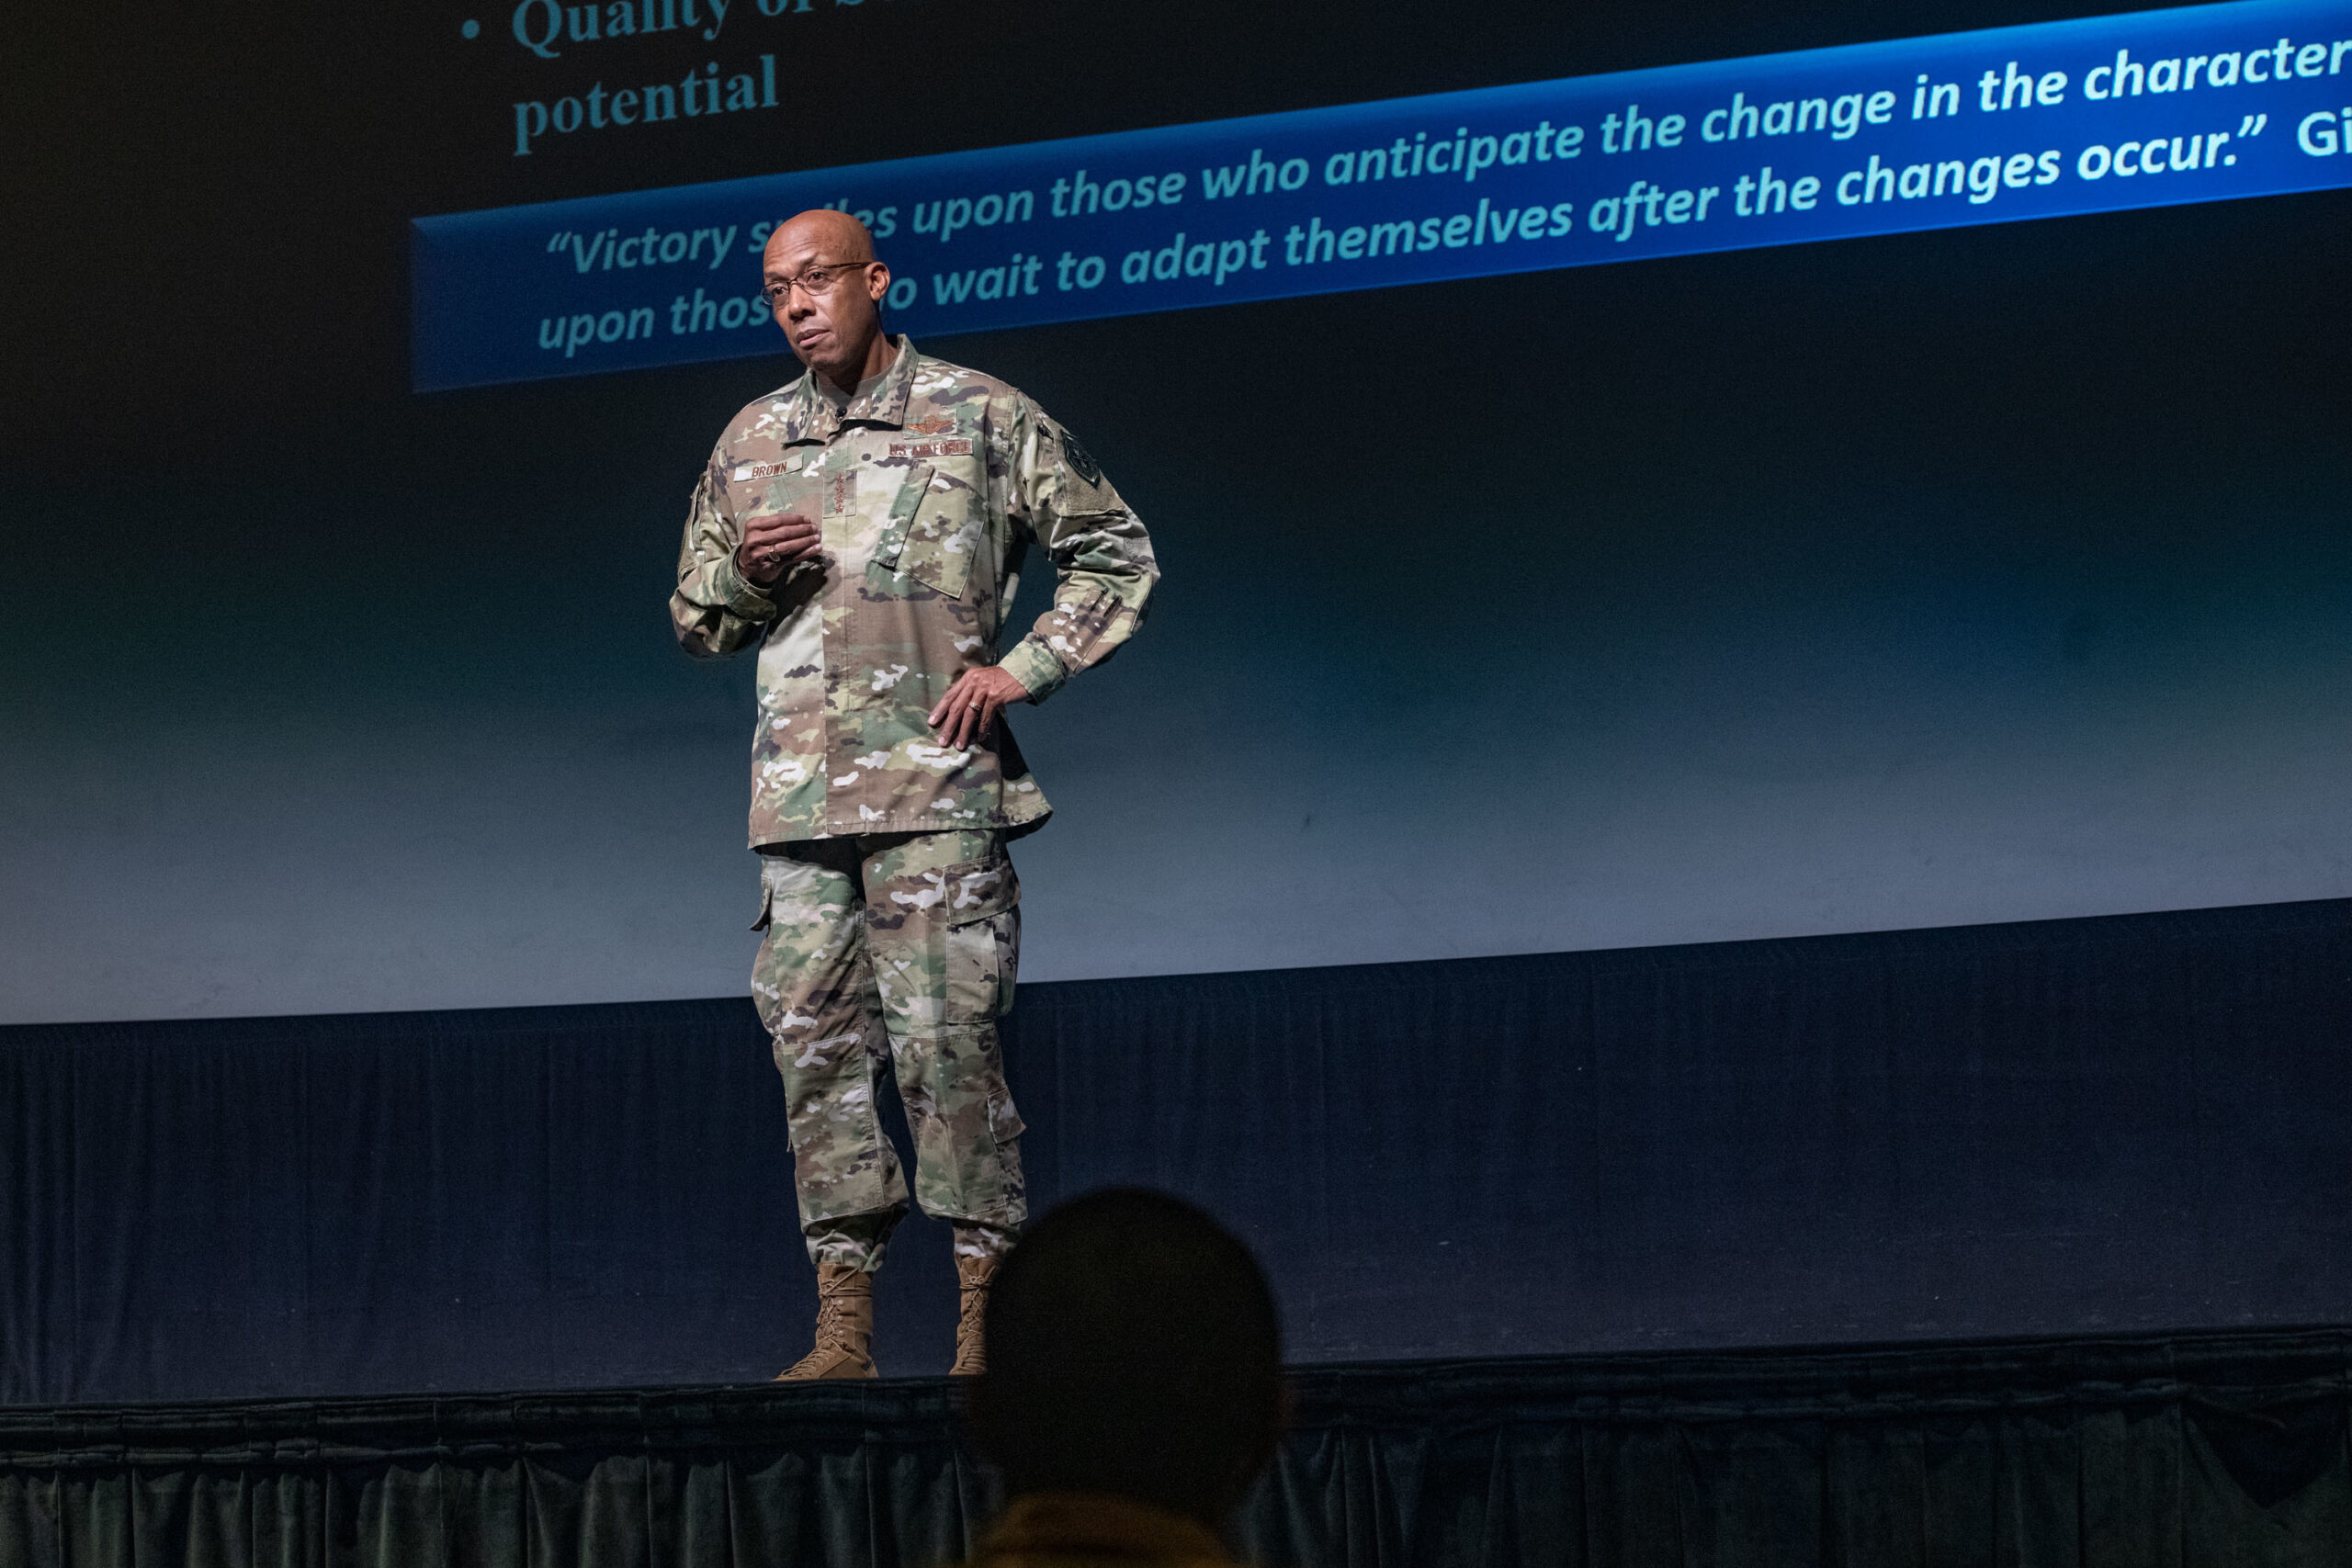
[889,439,973,459]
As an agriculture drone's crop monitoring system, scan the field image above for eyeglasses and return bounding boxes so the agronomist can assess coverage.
[760,262,866,310]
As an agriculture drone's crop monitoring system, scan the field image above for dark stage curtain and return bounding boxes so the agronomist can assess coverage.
[1,1331,2346,1567]
[2,900,2350,1402]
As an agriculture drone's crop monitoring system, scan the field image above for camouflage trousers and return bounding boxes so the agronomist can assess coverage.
[751,829,1026,1272]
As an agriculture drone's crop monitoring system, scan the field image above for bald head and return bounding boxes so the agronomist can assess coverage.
[762,209,893,391]
[764,208,876,269]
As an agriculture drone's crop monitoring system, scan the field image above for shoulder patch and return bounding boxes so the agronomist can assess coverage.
[1058,431,1103,486]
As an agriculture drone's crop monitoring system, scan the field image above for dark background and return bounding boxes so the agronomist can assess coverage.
[7,899,2348,1398]
[4,0,2346,1025]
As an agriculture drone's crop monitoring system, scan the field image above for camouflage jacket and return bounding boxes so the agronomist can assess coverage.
[671,338,1158,846]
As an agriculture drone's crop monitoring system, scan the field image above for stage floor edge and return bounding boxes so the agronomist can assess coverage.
[2,1326,2346,1567]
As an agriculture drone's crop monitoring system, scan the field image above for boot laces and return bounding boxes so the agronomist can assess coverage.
[956,1284,987,1348]
[815,1278,869,1348]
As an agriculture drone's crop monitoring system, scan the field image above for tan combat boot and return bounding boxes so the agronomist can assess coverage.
[950,1252,1000,1377]
[775,1261,878,1381]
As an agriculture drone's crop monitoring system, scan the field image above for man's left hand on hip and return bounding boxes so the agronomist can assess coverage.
[930,667,1031,750]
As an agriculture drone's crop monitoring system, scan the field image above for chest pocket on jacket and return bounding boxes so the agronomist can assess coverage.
[875,462,982,601]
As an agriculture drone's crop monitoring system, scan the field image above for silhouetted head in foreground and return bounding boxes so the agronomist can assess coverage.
[967,1189,1284,1532]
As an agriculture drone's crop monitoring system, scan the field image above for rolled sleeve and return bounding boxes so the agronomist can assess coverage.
[999,637,1071,704]
[711,549,778,620]
[671,452,778,658]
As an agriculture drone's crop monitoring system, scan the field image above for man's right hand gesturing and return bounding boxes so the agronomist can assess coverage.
[737,512,823,585]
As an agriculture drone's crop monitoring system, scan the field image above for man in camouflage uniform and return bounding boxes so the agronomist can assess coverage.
[671,209,1157,1380]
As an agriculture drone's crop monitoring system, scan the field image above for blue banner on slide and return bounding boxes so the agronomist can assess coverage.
[412,0,2352,390]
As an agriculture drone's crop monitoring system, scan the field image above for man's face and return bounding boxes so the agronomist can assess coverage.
[763,218,889,379]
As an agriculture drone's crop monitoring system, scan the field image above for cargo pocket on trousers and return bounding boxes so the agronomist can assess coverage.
[986,1084,1026,1144]
[942,859,1021,1023]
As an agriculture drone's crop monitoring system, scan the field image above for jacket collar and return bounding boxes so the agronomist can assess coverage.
[779,334,918,445]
